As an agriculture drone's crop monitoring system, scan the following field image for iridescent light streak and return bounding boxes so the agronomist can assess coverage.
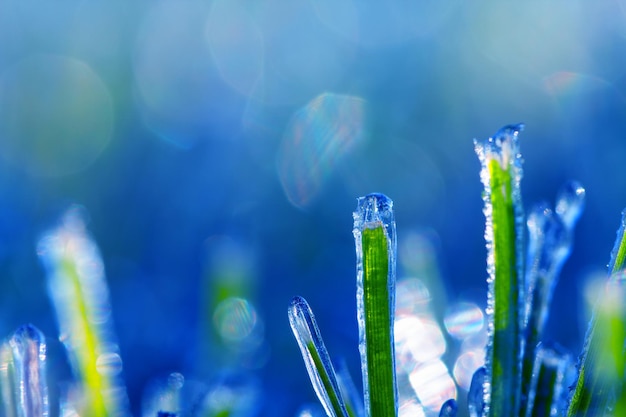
[394,278,458,414]
[444,303,485,340]
[37,207,128,417]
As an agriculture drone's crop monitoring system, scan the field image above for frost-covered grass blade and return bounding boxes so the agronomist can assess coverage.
[289,296,349,417]
[475,124,525,417]
[520,182,584,417]
[353,193,397,417]
[525,346,570,417]
[0,325,49,417]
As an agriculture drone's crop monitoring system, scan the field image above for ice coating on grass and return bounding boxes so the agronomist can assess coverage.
[0,342,18,417]
[0,325,48,417]
[526,346,571,417]
[555,180,585,230]
[289,296,348,417]
[352,193,397,417]
[353,193,395,235]
[9,325,48,417]
[468,367,487,417]
[521,190,583,417]
[36,206,129,417]
[526,204,570,281]
[438,399,457,417]
[474,124,524,174]
[526,181,584,293]
[524,200,575,330]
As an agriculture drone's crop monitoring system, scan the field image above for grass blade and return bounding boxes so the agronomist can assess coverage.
[0,342,18,417]
[353,193,397,417]
[475,124,525,417]
[468,367,487,417]
[9,325,49,417]
[520,183,584,417]
[289,296,349,417]
[37,206,128,417]
[567,211,626,416]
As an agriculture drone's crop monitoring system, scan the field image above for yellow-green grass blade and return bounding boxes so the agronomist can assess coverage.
[567,212,626,417]
[37,207,128,417]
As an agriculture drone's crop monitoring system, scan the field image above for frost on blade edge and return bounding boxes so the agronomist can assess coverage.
[608,209,626,274]
[352,193,397,417]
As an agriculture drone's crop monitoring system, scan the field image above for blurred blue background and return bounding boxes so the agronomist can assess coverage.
[0,1,626,416]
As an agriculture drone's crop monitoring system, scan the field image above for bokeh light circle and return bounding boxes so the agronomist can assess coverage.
[206,0,264,97]
[96,352,123,376]
[277,93,367,208]
[213,297,259,343]
[133,1,240,147]
[443,302,484,340]
[0,54,114,177]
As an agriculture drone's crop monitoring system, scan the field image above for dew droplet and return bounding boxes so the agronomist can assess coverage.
[555,180,585,230]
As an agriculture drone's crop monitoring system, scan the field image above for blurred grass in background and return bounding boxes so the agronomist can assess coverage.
[0,1,625,415]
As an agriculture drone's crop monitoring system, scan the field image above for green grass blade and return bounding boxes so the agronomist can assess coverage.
[353,193,397,417]
[475,124,524,417]
[608,210,626,274]
[289,296,349,417]
[567,211,626,417]
[37,207,128,417]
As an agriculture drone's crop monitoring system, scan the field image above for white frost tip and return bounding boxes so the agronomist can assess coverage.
[474,123,524,170]
[353,193,394,232]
